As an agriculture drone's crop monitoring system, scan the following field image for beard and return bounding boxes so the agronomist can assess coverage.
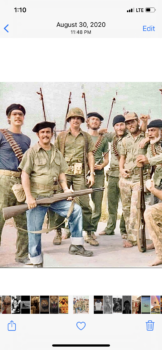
[150,132,161,144]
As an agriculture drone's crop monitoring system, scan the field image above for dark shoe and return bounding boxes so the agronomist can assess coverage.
[53,228,62,245]
[69,245,93,257]
[33,263,43,268]
[15,257,29,264]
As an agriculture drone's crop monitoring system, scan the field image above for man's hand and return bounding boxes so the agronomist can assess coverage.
[26,195,37,210]
[145,179,154,192]
[64,188,73,200]
[120,169,130,178]
[136,155,149,164]
[99,128,107,134]
[87,174,95,187]
[139,137,150,149]
[140,114,150,122]
[94,164,103,170]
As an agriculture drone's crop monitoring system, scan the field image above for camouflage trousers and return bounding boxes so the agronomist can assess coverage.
[0,174,28,259]
[50,174,95,232]
[144,203,162,260]
[119,177,142,244]
[105,176,126,235]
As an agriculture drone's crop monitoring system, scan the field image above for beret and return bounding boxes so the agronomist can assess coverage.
[113,115,125,126]
[87,112,104,121]
[32,121,55,132]
[6,104,26,116]
[147,119,162,129]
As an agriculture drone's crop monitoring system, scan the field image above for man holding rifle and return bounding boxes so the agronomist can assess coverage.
[86,112,109,234]
[136,119,162,252]
[54,107,99,246]
[19,121,93,267]
[119,113,150,248]
[99,115,127,237]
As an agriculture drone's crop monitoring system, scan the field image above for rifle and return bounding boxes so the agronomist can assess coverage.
[64,92,72,130]
[36,88,47,121]
[136,161,146,252]
[3,188,104,221]
[81,85,88,116]
[107,95,117,129]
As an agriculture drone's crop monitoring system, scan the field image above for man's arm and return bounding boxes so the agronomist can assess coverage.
[119,155,130,178]
[94,153,109,170]
[87,151,95,187]
[146,179,162,200]
[21,171,37,209]
[58,173,73,200]
[139,114,150,133]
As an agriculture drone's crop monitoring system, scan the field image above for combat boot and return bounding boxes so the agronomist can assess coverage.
[53,228,62,245]
[84,231,99,246]
[69,245,93,257]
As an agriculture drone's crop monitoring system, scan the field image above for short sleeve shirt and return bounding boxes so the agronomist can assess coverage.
[91,135,108,175]
[109,135,126,177]
[19,142,68,197]
[0,130,31,171]
[64,129,94,165]
[120,131,150,181]
[147,141,162,186]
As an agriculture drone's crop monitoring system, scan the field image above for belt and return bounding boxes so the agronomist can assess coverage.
[129,168,151,176]
[0,169,21,177]
[31,182,55,190]
[109,166,119,171]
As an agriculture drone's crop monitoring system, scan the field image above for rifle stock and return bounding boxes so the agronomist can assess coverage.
[3,188,104,221]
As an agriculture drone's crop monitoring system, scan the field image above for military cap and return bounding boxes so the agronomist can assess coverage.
[87,112,104,121]
[147,119,162,129]
[66,107,85,123]
[32,121,55,132]
[6,104,26,116]
[124,112,138,122]
[113,114,125,126]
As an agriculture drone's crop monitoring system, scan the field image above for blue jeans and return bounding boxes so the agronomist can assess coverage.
[26,200,83,264]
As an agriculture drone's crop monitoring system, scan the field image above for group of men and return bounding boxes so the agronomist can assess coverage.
[0,102,162,267]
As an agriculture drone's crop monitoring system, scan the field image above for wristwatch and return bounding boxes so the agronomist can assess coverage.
[89,172,95,175]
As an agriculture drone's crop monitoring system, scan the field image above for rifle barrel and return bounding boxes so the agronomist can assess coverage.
[3,188,104,221]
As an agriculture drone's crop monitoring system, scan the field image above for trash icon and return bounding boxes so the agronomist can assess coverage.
[146,320,154,331]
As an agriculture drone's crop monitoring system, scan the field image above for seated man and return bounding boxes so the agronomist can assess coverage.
[144,179,162,266]
[19,121,93,267]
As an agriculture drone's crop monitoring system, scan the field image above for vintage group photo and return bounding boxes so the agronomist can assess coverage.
[0,82,162,268]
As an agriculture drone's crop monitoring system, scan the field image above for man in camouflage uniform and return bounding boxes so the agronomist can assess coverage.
[137,119,162,251]
[53,107,99,246]
[119,112,150,247]
[137,119,162,204]
[19,121,93,267]
[0,104,30,263]
[86,112,109,234]
[144,179,162,266]
[99,115,126,236]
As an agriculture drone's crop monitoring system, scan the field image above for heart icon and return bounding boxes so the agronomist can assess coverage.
[76,322,86,330]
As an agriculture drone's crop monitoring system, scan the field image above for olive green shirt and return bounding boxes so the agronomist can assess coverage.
[104,132,127,177]
[120,131,150,182]
[91,135,108,175]
[19,142,68,198]
[147,141,162,186]
[56,129,94,175]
